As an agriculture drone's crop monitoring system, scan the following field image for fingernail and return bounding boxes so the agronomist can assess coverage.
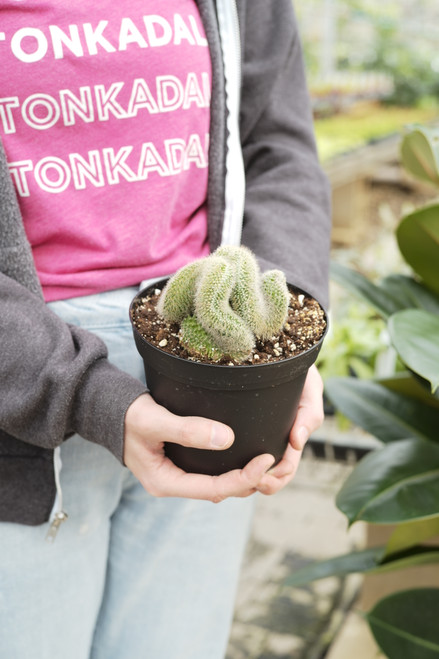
[297,426,309,450]
[210,424,233,449]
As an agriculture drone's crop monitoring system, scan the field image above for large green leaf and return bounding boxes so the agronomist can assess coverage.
[285,547,385,586]
[285,545,439,587]
[378,372,439,410]
[330,262,402,318]
[325,377,439,443]
[378,547,439,573]
[381,275,439,314]
[336,438,439,525]
[366,588,439,659]
[388,309,439,394]
[385,516,439,557]
[400,126,439,186]
[412,373,439,403]
[397,206,439,295]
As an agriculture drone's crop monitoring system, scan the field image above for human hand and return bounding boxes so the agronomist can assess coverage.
[123,393,276,503]
[256,364,324,495]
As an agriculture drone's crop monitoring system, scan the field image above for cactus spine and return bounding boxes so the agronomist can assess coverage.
[157,246,289,361]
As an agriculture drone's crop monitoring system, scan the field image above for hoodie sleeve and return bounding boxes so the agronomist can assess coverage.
[238,0,332,310]
[0,136,146,463]
[0,273,146,463]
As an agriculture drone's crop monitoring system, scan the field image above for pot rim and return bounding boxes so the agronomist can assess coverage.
[130,277,328,373]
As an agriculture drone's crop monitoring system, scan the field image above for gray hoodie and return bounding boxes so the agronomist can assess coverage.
[0,0,331,525]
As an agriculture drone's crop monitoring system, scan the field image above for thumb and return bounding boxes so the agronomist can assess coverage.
[289,365,324,450]
[168,414,235,451]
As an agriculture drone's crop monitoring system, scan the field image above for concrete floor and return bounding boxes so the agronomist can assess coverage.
[226,443,369,659]
[325,611,383,659]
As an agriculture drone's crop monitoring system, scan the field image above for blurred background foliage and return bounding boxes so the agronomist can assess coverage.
[292,0,439,423]
[294,0,439,160]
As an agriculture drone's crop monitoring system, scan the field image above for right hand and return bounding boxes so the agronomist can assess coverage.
[123,393,275,503]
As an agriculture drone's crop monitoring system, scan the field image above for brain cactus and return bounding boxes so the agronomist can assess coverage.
[156,245,290,361]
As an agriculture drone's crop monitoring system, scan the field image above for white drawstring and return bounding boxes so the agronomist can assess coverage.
[45,446,68,543]
[217,0,246,247]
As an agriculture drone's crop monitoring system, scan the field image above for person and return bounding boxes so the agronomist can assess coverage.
[0,1,331,657]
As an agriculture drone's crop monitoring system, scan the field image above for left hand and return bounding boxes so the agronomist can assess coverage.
[256,364,324,495]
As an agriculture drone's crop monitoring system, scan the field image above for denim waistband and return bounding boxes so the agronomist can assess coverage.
[47,276,167,329]
[47,286,139,329]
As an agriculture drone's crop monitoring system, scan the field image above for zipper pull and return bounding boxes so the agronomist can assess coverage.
[46,510,68,543]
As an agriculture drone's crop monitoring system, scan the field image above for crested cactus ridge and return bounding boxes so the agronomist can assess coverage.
[157,245,290,361]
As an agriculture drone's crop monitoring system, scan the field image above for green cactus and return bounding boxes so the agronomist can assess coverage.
[157,245,290,361]
[156,259,203,322]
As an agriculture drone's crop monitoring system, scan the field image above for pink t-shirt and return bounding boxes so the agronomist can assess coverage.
[0,0,211,301]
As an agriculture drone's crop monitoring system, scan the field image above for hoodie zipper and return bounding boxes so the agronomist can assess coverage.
[216,0,246,247]
[46,446,68,542]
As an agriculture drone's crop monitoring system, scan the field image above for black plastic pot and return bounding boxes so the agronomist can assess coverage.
[130,280,327,476]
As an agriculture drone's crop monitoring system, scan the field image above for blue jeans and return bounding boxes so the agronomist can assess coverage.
[0,287,254,659]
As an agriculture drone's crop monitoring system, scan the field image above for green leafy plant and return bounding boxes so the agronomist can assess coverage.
[286,125,439,658]
[157,245,289,362]
[316,300,388,381]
